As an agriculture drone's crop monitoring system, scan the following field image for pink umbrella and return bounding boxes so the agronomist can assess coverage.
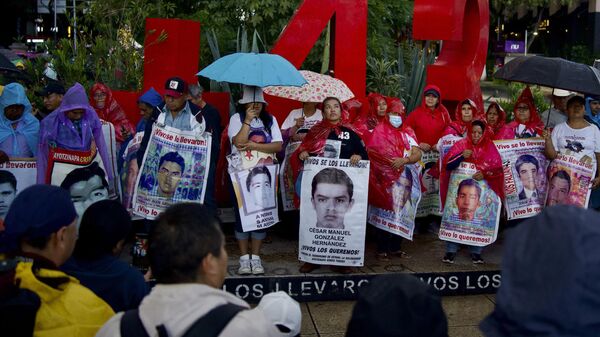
[264,70,354,103]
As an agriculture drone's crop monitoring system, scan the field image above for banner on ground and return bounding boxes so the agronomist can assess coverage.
[494,139,549,220]
[280,141,301,211]
[416,151,441,217]
[0,159,36,220]
[368,164,421,240]
[439,162,501,247]
[298,157,369,267]
[229,162,280,232]
[133,125,211,219]
[546,153,595,208]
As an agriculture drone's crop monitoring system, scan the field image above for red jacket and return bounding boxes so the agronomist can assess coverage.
[405,84,451,146]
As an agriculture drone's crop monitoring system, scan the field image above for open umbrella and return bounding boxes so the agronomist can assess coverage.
[0,53,19,72]
[494,55,600,96]
[197,52,306,87]
[264,70,355,102]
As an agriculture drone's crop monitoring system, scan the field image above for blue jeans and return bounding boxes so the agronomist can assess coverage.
[446,241,483,254]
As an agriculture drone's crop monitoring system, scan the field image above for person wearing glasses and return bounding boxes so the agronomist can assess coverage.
[496,87,544,140]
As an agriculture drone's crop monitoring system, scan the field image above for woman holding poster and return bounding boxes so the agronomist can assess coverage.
[440,120,504,264]
[544,95,600,207]
[228,86,283,276]
[292,96,368,274]
[367,104,421,260]
[496,87,544,140]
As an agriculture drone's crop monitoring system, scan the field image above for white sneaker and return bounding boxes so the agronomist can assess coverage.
[250,256,265,275]
[238,254,251,275]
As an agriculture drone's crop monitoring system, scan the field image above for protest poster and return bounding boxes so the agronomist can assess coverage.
[494,139,549,219]
[438,134,463,162]
[416,151,442,217]
[298,157,370,267]
[133,125,211,219]
[545,153,595,208]
[280,141,301,211]
[0,159,36,220]
[230,163,280,232]
[368,164,422,240]
[47,144,115,217]
[439,162,501,247]
[121,131,145,212]
[101,120,122,199]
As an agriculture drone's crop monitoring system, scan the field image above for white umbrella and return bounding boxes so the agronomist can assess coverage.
[264,70,354,102]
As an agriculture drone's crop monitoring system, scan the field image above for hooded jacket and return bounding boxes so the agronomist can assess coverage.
[0,83,39,157]
[442,99,483,137]
[485,102,506,135]
[89,83,135,144]
[496,87,544,140]
[37,83,113,183]
[405,85,451,146]
[480,206,600,336]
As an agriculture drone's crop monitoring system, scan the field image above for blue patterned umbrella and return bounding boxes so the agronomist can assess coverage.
[197,52,306,87]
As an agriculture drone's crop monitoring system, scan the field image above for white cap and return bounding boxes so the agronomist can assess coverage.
[239,85,268,105]
[552,88,572,97]
[258,291,301,337]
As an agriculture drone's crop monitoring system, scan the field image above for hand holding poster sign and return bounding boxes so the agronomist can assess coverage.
[368,164,421,240]
[133,124,211,219]
[439,162,501,247]
[546,153,595,208]
[299,157,369,267]
[416,151,441,217]
[494,139,549,219]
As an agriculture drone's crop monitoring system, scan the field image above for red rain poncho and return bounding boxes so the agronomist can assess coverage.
[495,87,544,140]
[405,84,451,146]
[90,83,135,143]
[352,93,387,144]
[441,99,483,137]
[485,102,506,136]
[367,117,418,211]
[440,121,504,208]
[387,97,406,118]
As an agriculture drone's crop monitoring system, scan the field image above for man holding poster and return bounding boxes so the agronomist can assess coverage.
[440,120,503,264]
[544,95,600,207]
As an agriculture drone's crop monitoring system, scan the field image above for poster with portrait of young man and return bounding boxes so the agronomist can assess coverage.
[439,162,501,247]
[133,124,211,219]
[298,157,369,267]
[416,151,442,217]
[494,139,549,219]
[0,159,36,221]
[545,153,595,208]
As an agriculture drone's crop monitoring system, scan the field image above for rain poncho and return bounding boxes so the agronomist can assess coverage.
[441,99,483,137]
[496,87,544,139]
[90,83,135,143]
[584,95,600,129]
[367,116,417,211]
[353,93,388,143]
[387,97,406,117]
[136,87,163,132]
[440,121,504,207]
[485,102,506,136]
[37,83,113,183]
[405,84,451,146]
[0,83,39,157]
[480,206,600,336]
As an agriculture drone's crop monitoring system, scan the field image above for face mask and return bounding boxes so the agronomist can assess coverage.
[389,115,403,128]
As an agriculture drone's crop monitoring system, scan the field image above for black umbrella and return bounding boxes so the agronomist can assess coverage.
[494,55,600,96]
[0,53,19,72]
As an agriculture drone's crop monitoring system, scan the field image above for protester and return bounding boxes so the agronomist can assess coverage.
[188,82,222,158]
[405,85,451,152]
[292,96,368,274]
[584,95,600,129]
[543,95,600,202]
[0,185,114,336]
[89,83,135,146]
[136,87,163,133]
[35,81,65,120]
[61,199,149,312]
[280,101,322,142]
[496,87,544,139]
[480,206,600,336]
[440,120,504,264]
[540,88,571,129]
[228,86,283,275]
[37,82,113,184]
[485,102,506,136]
[367,104,421,260]
[96,203,299,337]
[0,83,39,158]
[440,99,481,138]
[346,274,448,337]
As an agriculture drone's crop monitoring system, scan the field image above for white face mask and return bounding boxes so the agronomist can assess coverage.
[389,115,403,128]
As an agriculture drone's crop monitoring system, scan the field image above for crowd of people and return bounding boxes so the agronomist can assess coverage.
[0,73,600,336]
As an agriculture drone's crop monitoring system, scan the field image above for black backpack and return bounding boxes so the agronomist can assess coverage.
[120,303,246,337]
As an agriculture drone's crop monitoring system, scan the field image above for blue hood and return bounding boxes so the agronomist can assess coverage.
[138,87,163,108]
[480,206,600,336]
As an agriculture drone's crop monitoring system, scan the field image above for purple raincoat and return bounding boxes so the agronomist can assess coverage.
[37,83,113,183]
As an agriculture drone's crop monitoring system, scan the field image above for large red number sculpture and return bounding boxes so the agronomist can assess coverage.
[413,0,489,111]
